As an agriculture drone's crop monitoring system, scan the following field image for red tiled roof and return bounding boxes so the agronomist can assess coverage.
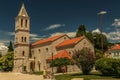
[47,50,72,60]
[111,44,120,50]
[56,36,85,48]
[32,34,65,46]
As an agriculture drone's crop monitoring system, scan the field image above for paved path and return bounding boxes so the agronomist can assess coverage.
[0,72,43,80]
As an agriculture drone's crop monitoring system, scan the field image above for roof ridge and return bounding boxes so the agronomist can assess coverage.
[32,34,66,46]
[56,36,85,48]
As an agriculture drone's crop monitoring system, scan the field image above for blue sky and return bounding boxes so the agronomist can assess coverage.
[0,0,120,45]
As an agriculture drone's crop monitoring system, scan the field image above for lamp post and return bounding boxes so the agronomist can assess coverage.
[52,52,53,73]
[98,11,107,54]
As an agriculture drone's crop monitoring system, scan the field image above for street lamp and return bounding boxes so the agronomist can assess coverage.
[52,52,53,73]
[98,11,107,54]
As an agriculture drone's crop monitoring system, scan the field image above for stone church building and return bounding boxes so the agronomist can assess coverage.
[13,4,94,73]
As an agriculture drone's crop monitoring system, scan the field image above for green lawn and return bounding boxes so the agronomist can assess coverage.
[55,72,120,80]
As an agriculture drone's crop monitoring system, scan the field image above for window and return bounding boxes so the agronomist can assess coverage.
[21,37,24,42]
[25,19,27,27]
[22,51,25,56]
[21,19,23,27]
[38,49,41,53]
[24,37,27,42]
[46,48,48,52]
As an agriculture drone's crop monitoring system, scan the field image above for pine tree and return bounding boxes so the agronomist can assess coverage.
[8,41,14,52]
[76,24,86,37]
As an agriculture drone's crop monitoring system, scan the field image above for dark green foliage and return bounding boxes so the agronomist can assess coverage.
[73,48,95,75]
[95,58,120,76]
[75,24,108,53]
[50,58,72,73]
[0,52,14,71]
[93,33,108,52]
[51,58,71,67]
[95,49,102,60]
[8,41,14,52]
[76,24,86,37]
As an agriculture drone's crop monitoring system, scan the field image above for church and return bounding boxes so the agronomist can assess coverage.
[13,4,94,73]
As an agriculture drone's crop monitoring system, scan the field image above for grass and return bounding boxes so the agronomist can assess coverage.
[55,72,120,80]
[30,71,43,75]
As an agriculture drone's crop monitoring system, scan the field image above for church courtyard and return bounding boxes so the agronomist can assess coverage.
[0,72,43,80]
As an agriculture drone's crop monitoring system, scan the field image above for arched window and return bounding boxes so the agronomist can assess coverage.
[22,51,25,56]
[24,37,27,42]
[21,19,23,27]
[25,19,27,27]
[21,37,24,42]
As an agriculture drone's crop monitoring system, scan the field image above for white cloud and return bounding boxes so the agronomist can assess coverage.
[0,40,10,45]
[8,32,15,35]
[92,28,120,42]
[112,19,120,27]
[45,24,65,30]
[30,34,38,37]
[92,28,100,33]
[102,31,120,42]
[30,33,40,41]
[31,37,43,41]
[50,31,76,38]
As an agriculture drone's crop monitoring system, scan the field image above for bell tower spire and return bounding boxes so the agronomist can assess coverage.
[14,3,30,72]
[18,3,29,17]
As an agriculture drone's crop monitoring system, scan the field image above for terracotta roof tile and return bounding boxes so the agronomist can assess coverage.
[111,44,120,50]
[56,36,84,48]
[47,50,72,60]
[32,34,65,46]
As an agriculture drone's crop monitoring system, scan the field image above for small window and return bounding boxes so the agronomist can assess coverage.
[24,37,27,42]
[38,49,41,53]
[46,48,48,52]
[21,37,24,42]
[22,51,25,56]
[21,19,23,27]
[25,19,27,27]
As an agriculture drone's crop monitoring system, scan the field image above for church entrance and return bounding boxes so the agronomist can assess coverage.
[30,61,35,72]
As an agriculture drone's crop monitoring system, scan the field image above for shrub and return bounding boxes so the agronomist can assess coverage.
[73,48,95,75]
[95,58,120,76]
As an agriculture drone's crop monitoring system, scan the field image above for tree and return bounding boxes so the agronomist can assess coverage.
[76,24,86,37]
[93,33,108,52]
[73,48,95,74]
[8,41,14,52]
[95,58,120,76]
[50,58,72,73]
[0,51,14,72]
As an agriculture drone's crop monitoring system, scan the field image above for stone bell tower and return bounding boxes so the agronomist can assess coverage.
[14,3,30,72]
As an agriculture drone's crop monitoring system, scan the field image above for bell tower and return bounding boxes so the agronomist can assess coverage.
[14,3,30,72]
